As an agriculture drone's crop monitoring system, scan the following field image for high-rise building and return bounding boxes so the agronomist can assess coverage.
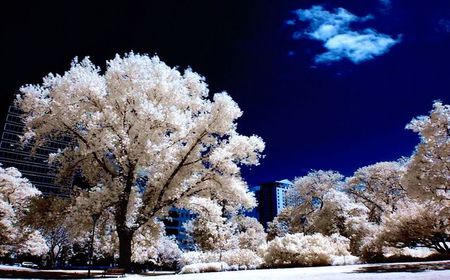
[0,105,71,196]
[247,179,293,228]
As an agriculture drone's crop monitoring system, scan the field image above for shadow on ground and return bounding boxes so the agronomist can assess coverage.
[0,269,176,279]
[353,261,450,273]
[0,270,99,279]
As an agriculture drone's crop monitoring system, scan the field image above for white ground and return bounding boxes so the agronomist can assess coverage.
[128,262,450,280]
[1,261,449,279]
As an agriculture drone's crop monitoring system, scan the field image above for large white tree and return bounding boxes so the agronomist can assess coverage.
[0,165,48,257]
[17,53,265,269]
[372,102,450,254]
[402,101,450,202]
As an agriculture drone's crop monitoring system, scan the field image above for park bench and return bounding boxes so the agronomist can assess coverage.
[102,268,126,278]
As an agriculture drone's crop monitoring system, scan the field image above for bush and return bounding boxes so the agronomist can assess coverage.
[180,262,229,274]
[263,233,358,267]
[180,251,218,267]
[180,249,263,272]
[221,249,263,269]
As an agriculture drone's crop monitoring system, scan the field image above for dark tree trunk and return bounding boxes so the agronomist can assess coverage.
[117,229,133,272]
[115,165,137,272]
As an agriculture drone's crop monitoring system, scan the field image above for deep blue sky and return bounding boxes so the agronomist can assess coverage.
[0,0,449,185]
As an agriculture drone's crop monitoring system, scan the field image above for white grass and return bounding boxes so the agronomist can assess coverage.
[1,261,449,280]
[127,261,450,280]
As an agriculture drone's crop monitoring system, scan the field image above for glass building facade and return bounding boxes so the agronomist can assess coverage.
[0,106,71,196]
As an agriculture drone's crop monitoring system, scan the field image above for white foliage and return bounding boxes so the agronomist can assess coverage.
[180,249,262,272]
[180,262,229,274]
[17,52,264,264]
[264,233,356,267]
[403,101,450,202]
[133,232,181,266]
[378,198,449,253]
[18,230,49,257]
[345,161,406,223]
[221,249,263,269]
[0,165,47,256]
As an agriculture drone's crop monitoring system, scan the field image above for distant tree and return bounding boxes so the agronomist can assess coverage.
[0,165,48,257]
[279,171,372,255]
[287,170,344,207]
[345,161,406,223]
[17,53,264,270]
[402,101,450,201]
[285,170,344,231]
[185,197,266,253]
[183,197,231,252]
[266,207,292,241]
[24,196,73,267]
[232,215,267,252]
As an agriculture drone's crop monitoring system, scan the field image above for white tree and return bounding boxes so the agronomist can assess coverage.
[377,198,449,253]
[402,101,450,202]
[279,171,372,256]
[345,161,406,223]
[183,197,236,252]
[369,102,450,255]
[0,165,48,257]
[132,228,181,268]
[267,207,292,241]
[17,53,264,269]
[232,215,267,252]
[185,199,266,253]
[24,196,74,267]
[285,170,344,231]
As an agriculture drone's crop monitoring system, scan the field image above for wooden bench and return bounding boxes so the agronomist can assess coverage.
[102,268,126,278]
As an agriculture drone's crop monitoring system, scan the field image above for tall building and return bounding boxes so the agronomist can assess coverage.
[0,105,71,196]
[247,179,293,228]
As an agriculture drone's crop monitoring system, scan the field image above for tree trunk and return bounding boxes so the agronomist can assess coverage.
[117,229,133,272]
[116,166,136,272]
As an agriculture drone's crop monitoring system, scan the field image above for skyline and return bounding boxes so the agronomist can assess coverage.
[1,0,449,185]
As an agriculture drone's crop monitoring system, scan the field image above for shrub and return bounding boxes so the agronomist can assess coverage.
[221,249,263,269]
[180,249,263,272]
[263,233,357,267]
[180,262,229,274]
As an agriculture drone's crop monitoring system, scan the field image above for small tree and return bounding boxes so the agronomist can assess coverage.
[24,196,73,267]
[17,53,264,270]
[185,200,266,253]
[0,165,48,258]
[267,207,292,241]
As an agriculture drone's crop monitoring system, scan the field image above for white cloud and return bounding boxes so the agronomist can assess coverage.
[317,30,399,64]
[291,6,400,64]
